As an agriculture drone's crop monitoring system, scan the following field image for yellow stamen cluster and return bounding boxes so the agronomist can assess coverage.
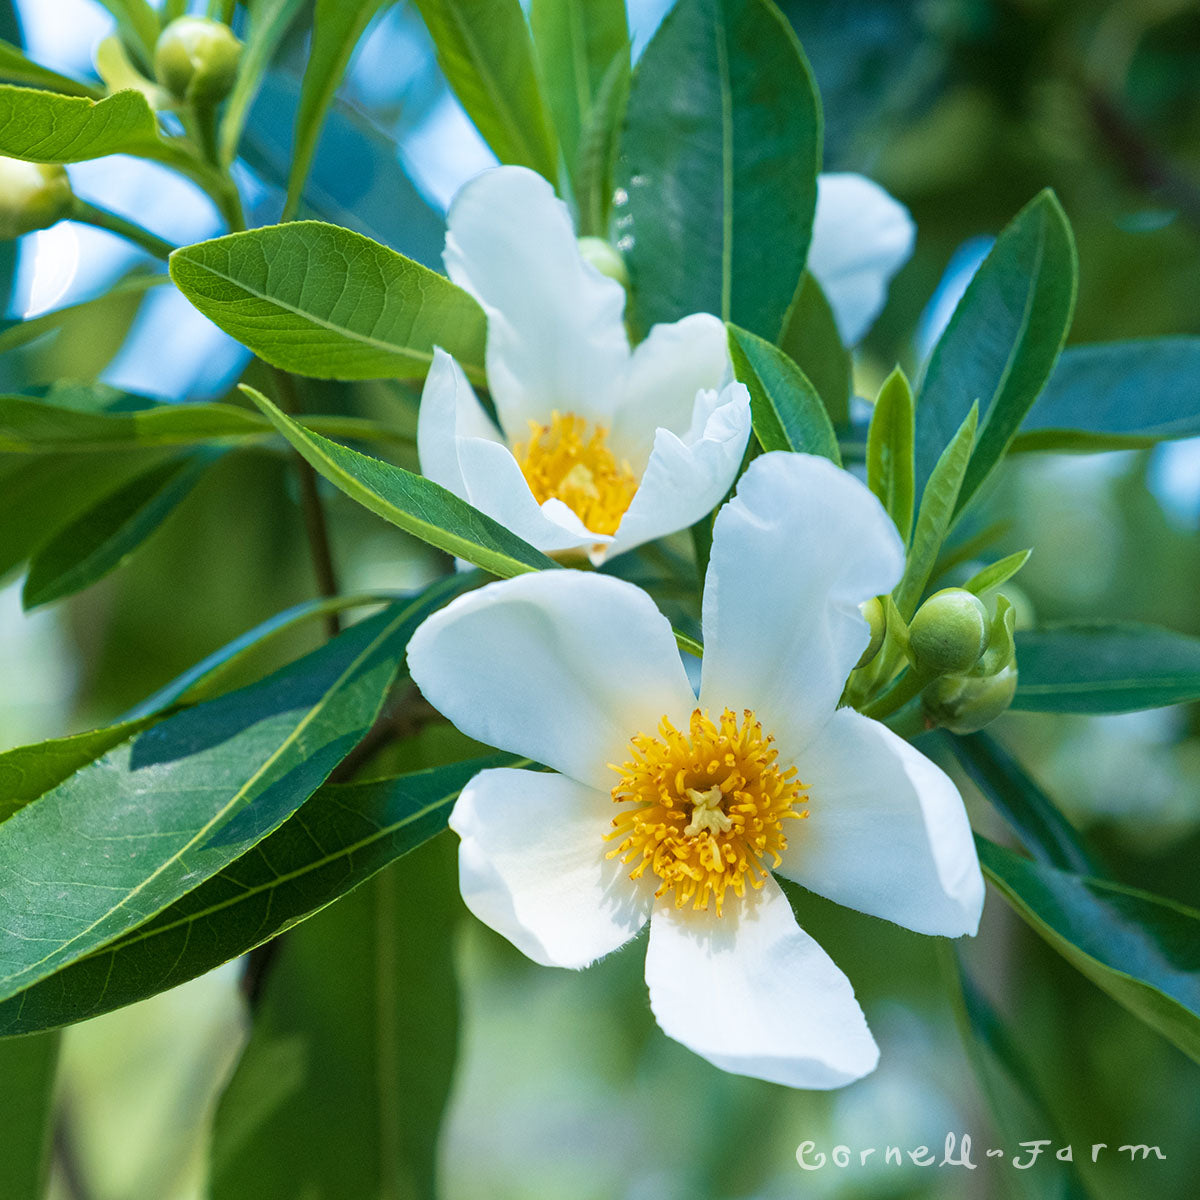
[512,411,638,536]
[608,708,807,916]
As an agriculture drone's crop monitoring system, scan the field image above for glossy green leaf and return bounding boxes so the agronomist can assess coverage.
[1012,622,1200,713]
[777,272,851,426]
[1016,338,1200,450]
[22,452,218,609]
[727,323,839,462]
[0,85,164,161]
[894,403,977,618]
[616,0,822,340]
[0,39,100,96]
[169,222,486,381]
[0,1030,59,1199]
[414,0,559,181]
[573,47,630,237]
[0,601,422,1003]
[210,838,462,1200]
[916,191,1076,515]
[285,0,390,217]
[865,366,915,542]
[241,385,559,577]
[961,548,1031,596]
[979,835,1200,1066]
[0,755,518,1036]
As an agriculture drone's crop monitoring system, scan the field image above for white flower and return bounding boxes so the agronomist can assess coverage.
[419,165,751,561]
[408,452,984,1089]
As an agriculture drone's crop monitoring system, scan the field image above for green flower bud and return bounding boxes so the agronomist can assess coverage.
[855,596,887,668]
[577,236,629,288]
[908,587,989,677]
[0,158,73,241]
[922,663,1018,734]
[154,16,242,107]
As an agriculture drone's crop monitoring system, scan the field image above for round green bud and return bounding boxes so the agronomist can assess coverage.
[922,663,1018,734]
[154,16,242,107]
[0,158,73,241]
[908,588,989,677]
[855,596,887,668]
[577,236,629,288]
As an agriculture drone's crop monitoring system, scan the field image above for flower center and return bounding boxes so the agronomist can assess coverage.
[512,411,638,536]
[607,708,808,916]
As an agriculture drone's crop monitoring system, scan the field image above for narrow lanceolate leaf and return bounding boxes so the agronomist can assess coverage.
[777,271,851,427]
[95,0,161,63]
[573,48,631,238]
[414,0,559,181]
[1012,622,1200,713]
[979,835,1200,1066]
[962,548,1031,596]
[894,403,977,618]
[728,324,839,462]
[0,602,422,1003]
[1016,337,1200,450]
[0,86,163,161]
[22,451,219,610]
[169,222,487,381]
[0,755,519,1036]
[0,1031,59,1199]
[241,386,558,577]
[209,838,463,1200]
[617,0,822,340]
[0,40,101,97]
[865,366,915,542]
[916,190,1076,515]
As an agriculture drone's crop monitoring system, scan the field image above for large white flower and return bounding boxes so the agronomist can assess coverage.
[408,452,984,1089]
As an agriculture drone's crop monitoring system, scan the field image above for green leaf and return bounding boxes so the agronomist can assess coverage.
[531,0,627,189]
[0,1030,59,1199]
[573,47,631,238]
[169,222,487,382]
[894,403,977,618]
[0,85,164,161]
[1012,622,1200,713]
[777,272,851,426]
[1016,338,1200,450]
[285,0,390,218]
[240,385,559,577]
[0,755,519,1036]
[616,0,822,340]
[865,366,915,542]
[21,451,219,609]
[961,548,1031,596]
[0,601,423,1004]
[210,838,462,1200]
[0,40,101,96]
[414,0,559,181]
[727,323,839,462]
[95,0,161,64]
[978,835,1200,1067]
[916,190,1077,515]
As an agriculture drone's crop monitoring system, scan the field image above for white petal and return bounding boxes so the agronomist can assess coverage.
[451,768,652,968]
[610,313,731,471]
[699,452,904,754]
[779,709,984,937]
[604,383,751,560]
[807,173,915,345]
[417,347,503,495]
[645,878,878,1088]
[407,571,696,790]
[444,166,630,435]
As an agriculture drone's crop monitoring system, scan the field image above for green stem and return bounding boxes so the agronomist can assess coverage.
[859,666,929,721]
[70,198,177,261]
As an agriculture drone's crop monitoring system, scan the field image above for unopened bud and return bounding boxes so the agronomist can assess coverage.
[909,588,989,677]
[856,596,886,668]
[0,158,73,241]
[922,663,1018,734]
[154,17,242,107]
[577,236,629,288]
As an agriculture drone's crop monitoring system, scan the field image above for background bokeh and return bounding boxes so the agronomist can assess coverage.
[2,1,1198,1197]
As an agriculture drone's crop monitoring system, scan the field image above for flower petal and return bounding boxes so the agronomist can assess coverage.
[645,878,879,1088]
[407,571,696,789]
[610,312,731,470]
[699,452,904,754]
[417,347,503,495]
[604,383,751,560]
[451,767,652,968]
[807,173,915,345]
[444,165,630,436]
[778,709,984,937]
